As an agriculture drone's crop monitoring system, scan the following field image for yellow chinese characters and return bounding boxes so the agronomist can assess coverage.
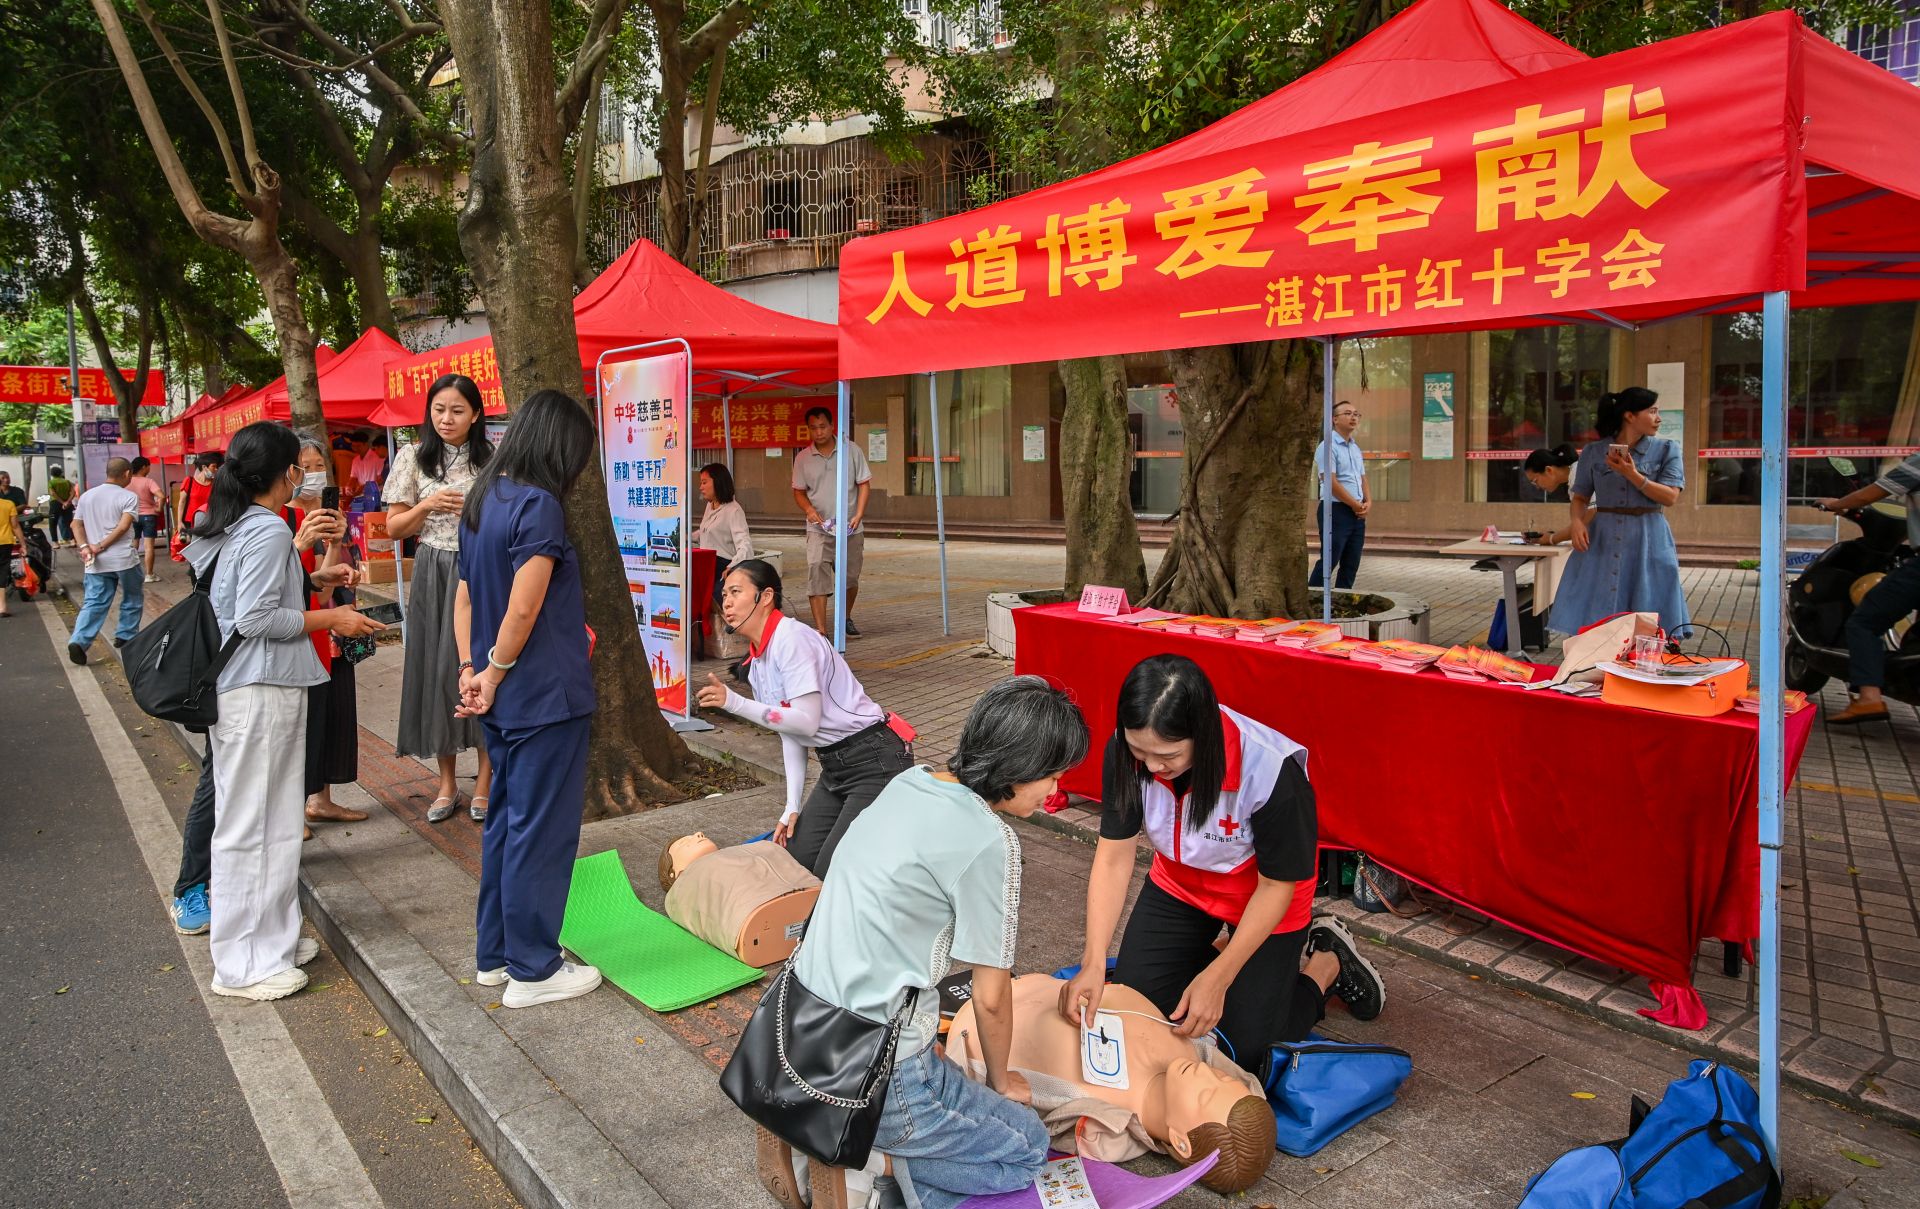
[865,250,934,324]
[1474,85,1668,232]
[947,226,1027,310]
[1602,229,1664,289]
[1038,200,1136,294]
[1293,139,1442,252]
[1155,170,1274,279]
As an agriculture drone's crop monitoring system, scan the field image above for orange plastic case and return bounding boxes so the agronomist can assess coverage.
[1600,658,1748,718]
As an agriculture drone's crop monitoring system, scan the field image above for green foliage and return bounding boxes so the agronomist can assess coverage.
[713,0,929,157]
[385,185,473,323]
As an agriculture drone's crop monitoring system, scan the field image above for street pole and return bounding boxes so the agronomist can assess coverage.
[1320,336,1336,623]
[927,372,950,636]
[721,384,734,476]
[66,300,87,492]
[832,380,849,653]
[1756,290,1790,1165]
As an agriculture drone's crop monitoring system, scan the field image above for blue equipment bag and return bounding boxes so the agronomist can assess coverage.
[1262,1036,1412,1156]
[1517,1060,1780,1209]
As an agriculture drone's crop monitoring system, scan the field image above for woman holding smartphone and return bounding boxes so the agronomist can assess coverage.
[386,374,495,823]
[291,434,369,830]
[1547,388,1690,637]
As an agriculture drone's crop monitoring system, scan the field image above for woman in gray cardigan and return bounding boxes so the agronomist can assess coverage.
[183,423,384,1002]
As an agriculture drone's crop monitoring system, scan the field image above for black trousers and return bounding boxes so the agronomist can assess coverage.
[785,721,914,878]
[1113,877,1326,1078]
[174,746,216,898]
[1309,502,1366,590]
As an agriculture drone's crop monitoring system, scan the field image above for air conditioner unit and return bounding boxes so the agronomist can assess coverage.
[767,227,792,241]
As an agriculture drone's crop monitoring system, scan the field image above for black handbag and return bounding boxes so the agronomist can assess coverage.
[719,949,920,1169]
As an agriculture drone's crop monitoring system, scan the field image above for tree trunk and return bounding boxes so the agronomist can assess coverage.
[440,0,689,816]
[654,20,694,264]
[347,219,397,338]
[1058,355,1146,601]
[1145,340,1320,620]
[245,225,325,436]
[75,289,153,436]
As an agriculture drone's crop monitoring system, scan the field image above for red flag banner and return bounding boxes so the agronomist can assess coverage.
[381,337,510,419]
[837,17,1803,377]
[0,365,167,407]
[690,398,815,449]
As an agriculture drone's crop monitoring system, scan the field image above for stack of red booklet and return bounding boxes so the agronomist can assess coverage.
[1435,645,1535,683]
[1270,621,1345,650]
[1316,639,1379,659]
[1351,640,1451,673]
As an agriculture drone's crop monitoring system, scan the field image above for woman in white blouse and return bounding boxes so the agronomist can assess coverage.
[695,462,752,611]
[385,374,496,823]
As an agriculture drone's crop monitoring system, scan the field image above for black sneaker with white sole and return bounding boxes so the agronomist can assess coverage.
[1309,915,1386,1022]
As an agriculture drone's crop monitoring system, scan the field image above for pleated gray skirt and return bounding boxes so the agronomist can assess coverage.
[396,542,485,760]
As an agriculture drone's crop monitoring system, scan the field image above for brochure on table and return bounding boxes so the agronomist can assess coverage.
[599,343,693,718]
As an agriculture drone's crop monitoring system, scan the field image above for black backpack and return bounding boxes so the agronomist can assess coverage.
[123,556,244,728]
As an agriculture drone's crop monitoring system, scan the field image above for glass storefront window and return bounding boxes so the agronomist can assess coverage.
[1334,337,1412,503]
[1127,385,1183,517]
[1703,303,1919,504]
[1467,326,1613,502]
[906,366,1011,496]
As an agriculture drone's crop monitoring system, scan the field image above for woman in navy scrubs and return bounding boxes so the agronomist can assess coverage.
[454,391,603,1009]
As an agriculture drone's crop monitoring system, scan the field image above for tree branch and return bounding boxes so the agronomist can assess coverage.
[126,0,250,202]
[286,62,374,195]
[557,0,632,135]
[203,0,264,184]
[683,0,753,64]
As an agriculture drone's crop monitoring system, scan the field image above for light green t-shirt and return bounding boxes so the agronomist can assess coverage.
[793,765,1022,1058]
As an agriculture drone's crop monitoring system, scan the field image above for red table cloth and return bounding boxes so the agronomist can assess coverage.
[1013,603,1814,1027]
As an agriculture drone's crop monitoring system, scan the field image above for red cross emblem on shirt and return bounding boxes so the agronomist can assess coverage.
[1217,817,1241,837]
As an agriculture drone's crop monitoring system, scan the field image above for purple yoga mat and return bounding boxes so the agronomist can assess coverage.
[958,1151,1220,1209]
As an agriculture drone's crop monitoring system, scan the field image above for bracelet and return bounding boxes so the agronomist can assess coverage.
[487,645,517,671]
[457,660,474,672]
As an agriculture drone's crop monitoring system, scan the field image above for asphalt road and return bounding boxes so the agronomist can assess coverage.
[0,583,517,1209]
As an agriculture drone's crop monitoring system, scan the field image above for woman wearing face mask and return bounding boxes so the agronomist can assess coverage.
[1547,387,1690,637]
[1060,655,1384,1082]
[693,559,913,878]
[385,374,496,823]
[290,434,369,830]
[182,422,386,1001]
[171,451,223,561]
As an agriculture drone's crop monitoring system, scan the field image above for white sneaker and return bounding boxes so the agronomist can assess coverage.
[296,938,320,966]
[211,967,309,1001]
[475,966,509,987]
[502,960,602,1008]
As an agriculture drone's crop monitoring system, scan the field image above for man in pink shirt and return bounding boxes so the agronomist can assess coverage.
[128,456,167,582]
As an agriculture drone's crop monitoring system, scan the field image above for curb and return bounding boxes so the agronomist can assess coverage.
[164,720,670,1209]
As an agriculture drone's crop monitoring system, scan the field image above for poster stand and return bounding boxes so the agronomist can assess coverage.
[596,338,711,734]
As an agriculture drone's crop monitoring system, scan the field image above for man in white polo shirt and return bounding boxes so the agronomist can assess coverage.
[790,405,871,637]
[68,457,144,664]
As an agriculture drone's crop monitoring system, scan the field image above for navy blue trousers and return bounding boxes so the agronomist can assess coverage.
[1309,501,1366,590]
[476,714,592,982]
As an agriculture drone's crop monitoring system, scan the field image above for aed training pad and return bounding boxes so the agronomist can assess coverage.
[558,849,764,1012]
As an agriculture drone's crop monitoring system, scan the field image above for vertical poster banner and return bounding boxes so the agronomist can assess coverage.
[599,345,692,716]
[1422,372,1456,460]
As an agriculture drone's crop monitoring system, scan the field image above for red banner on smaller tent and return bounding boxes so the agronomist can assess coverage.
[140,424,186,462]
[380,337,510,421]
[690,397,816,449]
[0,365,167,407]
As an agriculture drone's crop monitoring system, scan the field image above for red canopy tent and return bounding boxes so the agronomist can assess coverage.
[259,328,410,428]
[376,238,837,445]
[834,0,1920,1158]
[195,346,338,451]
[145,383,249,463]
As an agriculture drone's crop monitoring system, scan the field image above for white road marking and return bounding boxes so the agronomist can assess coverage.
[36,606,386,1209]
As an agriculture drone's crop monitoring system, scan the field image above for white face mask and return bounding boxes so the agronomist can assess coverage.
[299,471,329,499]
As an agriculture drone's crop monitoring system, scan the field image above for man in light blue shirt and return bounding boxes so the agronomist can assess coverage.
[1310,400,1369,590]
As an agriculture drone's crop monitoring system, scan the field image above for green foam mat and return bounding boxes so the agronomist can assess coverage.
[558,849,764,1012]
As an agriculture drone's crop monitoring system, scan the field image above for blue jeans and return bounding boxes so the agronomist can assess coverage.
[1846,555,1920,691]
[876,1044,1048,1209]
[1309,501,1366,590]
[71,566,145,646]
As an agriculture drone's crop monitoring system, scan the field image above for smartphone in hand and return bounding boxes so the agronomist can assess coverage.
[321,486,341,511]
[359,601,405,626]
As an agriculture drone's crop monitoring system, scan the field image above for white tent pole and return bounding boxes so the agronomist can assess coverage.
[387,425,408,642]
[833,380,849,653]
[928,372,951,636]
[721,384,735,476]
[1320,336,1337,623]
[1757,289,1790,1164]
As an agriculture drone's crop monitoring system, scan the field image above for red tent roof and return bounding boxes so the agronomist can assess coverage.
[837,0,1920,375]
[195,345,336,450]
[261,328,408,426]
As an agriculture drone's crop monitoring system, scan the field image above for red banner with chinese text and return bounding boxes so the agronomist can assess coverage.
[690,398,814,449]
[380,338,511,420]
[139,425,186,462]
[0,365,167,407]
[837,18,1803,377]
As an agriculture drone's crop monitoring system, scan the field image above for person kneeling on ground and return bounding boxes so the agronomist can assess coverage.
[1061,654,1385,1084]
[761,675,1090,1209]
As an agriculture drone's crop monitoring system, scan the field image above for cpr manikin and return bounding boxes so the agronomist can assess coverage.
[659,833,820,968]
[947,973,1275,1192]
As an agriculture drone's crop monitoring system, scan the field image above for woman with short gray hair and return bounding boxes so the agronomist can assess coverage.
[757,675,1089,1209]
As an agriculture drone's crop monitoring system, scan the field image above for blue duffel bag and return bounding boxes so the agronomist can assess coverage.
[1517,1060,1780,1209]
[1262,1036,1412,1156]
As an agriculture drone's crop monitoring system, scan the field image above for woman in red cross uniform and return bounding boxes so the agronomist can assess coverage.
[1059,654,1385,1077]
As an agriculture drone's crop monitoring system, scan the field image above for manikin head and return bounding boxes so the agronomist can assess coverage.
[1158,1058,1277,1192]
[658,832,719,891]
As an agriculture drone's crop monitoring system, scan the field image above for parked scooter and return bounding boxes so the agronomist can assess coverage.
[1785,459,1919,702]
[8,510,59,603]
